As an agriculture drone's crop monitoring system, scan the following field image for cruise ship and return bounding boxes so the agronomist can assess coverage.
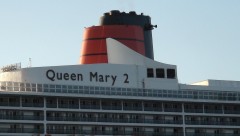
[0,10,240,136]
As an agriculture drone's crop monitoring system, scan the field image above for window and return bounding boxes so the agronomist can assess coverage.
[215,130,220,134]
[113,127,119,132]
[134,103,139,107]
[155,128,161,132]
[113,102,117,106]
[234,130,239,134]
[156,68,165,78]
[133,127,140,132]
[49,99,53,104]
[147,68,154,78]
[167,69,176,79]
[195,129,200,133]
[153,103,156,107]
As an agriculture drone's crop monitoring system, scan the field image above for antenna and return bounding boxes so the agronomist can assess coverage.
[28,58,32,67]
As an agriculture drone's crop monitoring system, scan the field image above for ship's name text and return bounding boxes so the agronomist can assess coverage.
[46,69,129,86]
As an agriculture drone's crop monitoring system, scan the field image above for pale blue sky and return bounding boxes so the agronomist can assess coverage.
[0,0,239,84]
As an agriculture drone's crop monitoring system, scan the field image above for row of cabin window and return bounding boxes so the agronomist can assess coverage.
[147,68,176,79]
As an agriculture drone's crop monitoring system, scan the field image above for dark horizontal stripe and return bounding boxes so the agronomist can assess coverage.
[83,37,144,42]
[81,53,107,56]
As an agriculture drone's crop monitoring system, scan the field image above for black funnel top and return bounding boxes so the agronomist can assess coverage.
[100,10,156,60]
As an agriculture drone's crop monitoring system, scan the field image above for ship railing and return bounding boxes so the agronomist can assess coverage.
[101,105,122,110]
[0,128,44,133]
[0,102,20,107]
[22,103,44,107]
[123,106,142,111]
[205,109,223,114]
[184,108,203,113]
[46,129,184,136]
[185,120,240,126]
[0,81,240,103]
[164,108,182,112]
[46,116,183,125]
[46,103,57,108]
[144,107,162,112]
[80,105,100,109]
[58,104,79,109]
[185,132,240,136]
[0,115,44,120]
[224,110,240,114]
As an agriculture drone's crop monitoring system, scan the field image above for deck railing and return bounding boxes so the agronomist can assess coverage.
[0,81,240,102]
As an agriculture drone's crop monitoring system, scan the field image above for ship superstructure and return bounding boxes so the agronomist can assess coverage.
[0,10,240,136]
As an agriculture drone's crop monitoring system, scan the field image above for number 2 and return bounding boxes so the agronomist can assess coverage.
[124,74,129,83]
